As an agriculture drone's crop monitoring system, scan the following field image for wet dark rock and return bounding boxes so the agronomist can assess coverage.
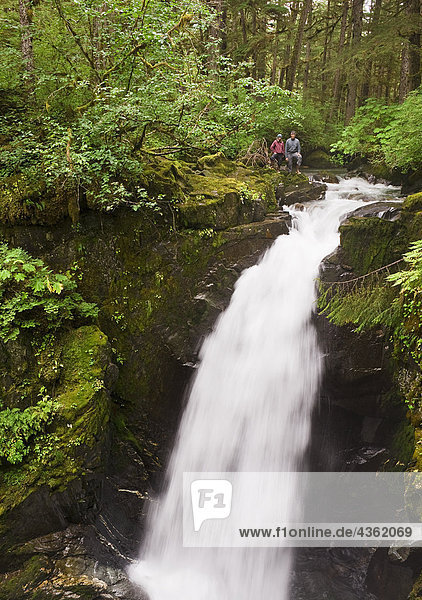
[0,525,146,600]
[283,179,327,206]
[366,548,422,600]
[292,548,377,600]
[276,175,326,207]
[345,202,402,221]
[105,362,120,390]
[311,173,340,184]
[401,167,422,195]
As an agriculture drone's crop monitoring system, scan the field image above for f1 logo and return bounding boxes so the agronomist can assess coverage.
[191,479,233,532]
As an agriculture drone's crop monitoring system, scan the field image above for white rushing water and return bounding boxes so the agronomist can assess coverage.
[130,177,400,600]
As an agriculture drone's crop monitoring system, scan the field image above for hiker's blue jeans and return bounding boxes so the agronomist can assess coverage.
[287,152,302,172]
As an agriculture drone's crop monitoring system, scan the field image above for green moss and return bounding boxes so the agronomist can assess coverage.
[0,325,111,523]
[390,420,416,470]
[0,555,50,600]
[403,192,422,212]
[339,217,406,274]
[140,156,193,199]
[196,152,235,174]
[284,172,309,186]
[0,175,71,226]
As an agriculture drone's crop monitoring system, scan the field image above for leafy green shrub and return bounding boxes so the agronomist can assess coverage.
[0,396,56,464]
[387,240,422,364]
[331,98,398,162]
[0,243,98,342]
[381,91,422,170]
[332,91,422,170]
[318,282,399,332]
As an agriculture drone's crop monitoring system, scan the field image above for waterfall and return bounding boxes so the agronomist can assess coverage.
[130,177,400,600]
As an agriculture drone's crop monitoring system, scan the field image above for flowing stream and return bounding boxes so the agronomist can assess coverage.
[130,177,400,600]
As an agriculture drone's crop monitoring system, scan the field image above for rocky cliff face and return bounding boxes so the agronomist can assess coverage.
[296,197,422,600]
[0,157,328,599]
[1,162,420,600]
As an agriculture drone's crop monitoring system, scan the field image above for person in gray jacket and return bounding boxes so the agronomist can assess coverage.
[285,131,302,174]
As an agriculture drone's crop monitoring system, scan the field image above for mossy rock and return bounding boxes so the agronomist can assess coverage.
[283,174,326,205]
[403,192,422,213]
[196,152,234,174]
[0,326,112,550]
[178,178,255,229]
[409,571,422,599]
[0,554,51,600]
[306,150,335,169]
[0,175,76,226]
[140,157,194,200]
[339,201,422,275]
[390,420,416,470]
[339,217,406,275]
[178,169,280,229]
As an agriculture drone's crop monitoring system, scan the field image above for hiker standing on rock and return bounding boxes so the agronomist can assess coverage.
[285,131,302,174]
[270,134,285,170]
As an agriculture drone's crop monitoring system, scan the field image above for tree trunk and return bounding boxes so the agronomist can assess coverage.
[321,0,331,97]
[399,0,421,101]
[362,0,382,99]
[408,0,421,91]
[207,0,223,77]
[280,2,299,87]
[19,0,35,81]
[330,0,349,119]
[286,0,312,90]
[303,2,313,93]
[345,0,364,123]
[256,12,267,80]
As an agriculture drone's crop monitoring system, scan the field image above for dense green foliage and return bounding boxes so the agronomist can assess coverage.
[332,91,422,169]
[0,395,56,465]
[0,243,98,342]
[0,0,420,206]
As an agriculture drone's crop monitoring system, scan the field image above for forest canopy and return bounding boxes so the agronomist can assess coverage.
[1,0,421,209]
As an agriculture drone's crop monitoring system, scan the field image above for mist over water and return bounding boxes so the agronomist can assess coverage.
[130,178,400,600]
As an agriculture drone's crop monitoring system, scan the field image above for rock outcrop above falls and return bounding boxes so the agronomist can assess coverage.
[0,152,323,228]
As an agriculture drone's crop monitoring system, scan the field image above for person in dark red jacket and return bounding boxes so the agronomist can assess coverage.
[270,134,285,170]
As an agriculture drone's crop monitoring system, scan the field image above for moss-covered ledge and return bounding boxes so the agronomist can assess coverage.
[0,325,113,555]
[338,199,422,275]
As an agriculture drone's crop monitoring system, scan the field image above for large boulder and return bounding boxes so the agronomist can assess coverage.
[273,173,327,207]
[402,167,422,195]
[138,154,287,230]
